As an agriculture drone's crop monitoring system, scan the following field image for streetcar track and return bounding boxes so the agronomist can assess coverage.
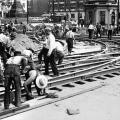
[1,38,120,118]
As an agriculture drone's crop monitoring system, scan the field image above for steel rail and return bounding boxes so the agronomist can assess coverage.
[0,84,105,119]
[1,38,120,117]
[48,56,120,82]
[33,38,108,61]
[35,52,120,71]
[1,64,120,119]
[0,55,118,100]
[36,59,110,72]
[48,60,110,75]
[48,66,120,88]
[0,39,120,118]
[20,59,110,82]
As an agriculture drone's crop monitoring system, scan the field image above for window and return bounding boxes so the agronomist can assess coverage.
[100,11,105,25]
[71,13,75,18]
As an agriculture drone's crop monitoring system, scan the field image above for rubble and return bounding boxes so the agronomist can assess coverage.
[11,34,40,52]
[66,108,80,115]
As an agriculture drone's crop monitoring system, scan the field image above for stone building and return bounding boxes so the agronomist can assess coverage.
[84,0,118,26]
[48,0,85,22]
[28,0,49,16]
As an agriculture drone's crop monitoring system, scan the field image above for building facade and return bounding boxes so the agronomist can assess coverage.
[84,0,118,26]
[0,0,49,17]
[48,0,85,22]
[0,0,27,18]
[28,0,49,17]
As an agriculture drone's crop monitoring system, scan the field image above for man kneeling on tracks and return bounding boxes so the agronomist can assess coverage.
[23,69,48,100]
[4,51,27,109]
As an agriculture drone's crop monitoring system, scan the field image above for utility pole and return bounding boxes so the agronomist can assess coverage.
[27,0,29,24]
[77,0,80,25]
[52,0,55,22]
[117,0,119,33]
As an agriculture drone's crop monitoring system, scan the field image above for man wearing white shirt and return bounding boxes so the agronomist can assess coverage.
[44,27,59,76]
[55,41,64,65]
[38,40,64,64]
[0,33,11,47]
[0,32,12,67]
[66,27,75,55]
[88,23,94,39]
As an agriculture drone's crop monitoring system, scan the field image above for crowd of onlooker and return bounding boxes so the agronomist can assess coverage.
[88,22,118,40]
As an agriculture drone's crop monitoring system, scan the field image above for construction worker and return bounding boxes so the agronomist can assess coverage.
[4,51,27,109]
[43,27,59,76]
[38,41,64,65]
[22,48,36,70]
[66,27,75,55]
[23,69,48,100]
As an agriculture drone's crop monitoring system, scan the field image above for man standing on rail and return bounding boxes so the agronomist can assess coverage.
[4,51,27,109]
[66,27,75,55]
[43,27,59,76]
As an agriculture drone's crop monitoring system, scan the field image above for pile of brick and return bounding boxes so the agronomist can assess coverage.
[11,34,40,52]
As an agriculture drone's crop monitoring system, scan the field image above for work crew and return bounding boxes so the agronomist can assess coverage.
[23,69,48,100]
[66,27,75,55]
[38,41,64,65]
[4,51,27,109]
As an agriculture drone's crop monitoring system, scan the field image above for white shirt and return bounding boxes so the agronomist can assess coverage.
[88,24,94,30]
[56,41,64,53]
[0,33,11,47]
[22,49,33,59]
[6,56,26,65]
[66,30,74,39]
[46,33,56,55]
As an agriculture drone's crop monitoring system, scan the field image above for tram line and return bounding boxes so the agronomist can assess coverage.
[1,59,120,119]
[1,39,120,119]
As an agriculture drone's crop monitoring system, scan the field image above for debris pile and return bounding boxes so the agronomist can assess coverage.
[11,34,40,52]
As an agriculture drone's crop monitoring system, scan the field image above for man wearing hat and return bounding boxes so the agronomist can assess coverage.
[23,69,48,100]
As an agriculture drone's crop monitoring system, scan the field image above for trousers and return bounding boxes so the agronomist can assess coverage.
[25,70,41,97]
[45,49,59,76]
[66,38,73,53]
[4,64,21,109]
